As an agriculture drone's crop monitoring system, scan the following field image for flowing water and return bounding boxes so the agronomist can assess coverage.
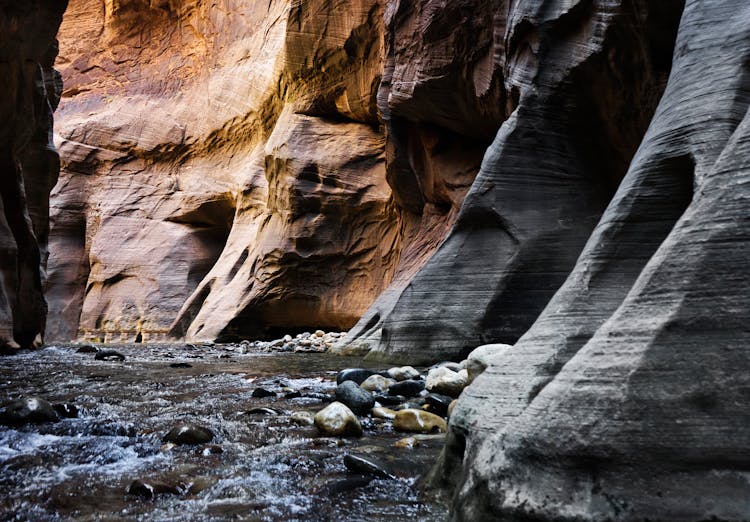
[0,344,448,521]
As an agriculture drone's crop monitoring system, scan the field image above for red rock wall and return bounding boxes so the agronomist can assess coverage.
[0,1,68,349]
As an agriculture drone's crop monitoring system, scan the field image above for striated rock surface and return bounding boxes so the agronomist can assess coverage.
[438,0,750,520]
[0,1,68,349]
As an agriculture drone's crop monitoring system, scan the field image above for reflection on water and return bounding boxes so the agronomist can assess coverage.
[0,344,447,521]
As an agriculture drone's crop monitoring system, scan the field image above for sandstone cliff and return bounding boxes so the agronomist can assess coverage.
[0,1,67,349]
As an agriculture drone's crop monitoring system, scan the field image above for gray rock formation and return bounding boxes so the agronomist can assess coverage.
[0,1,67,349]
[440,0,750,519]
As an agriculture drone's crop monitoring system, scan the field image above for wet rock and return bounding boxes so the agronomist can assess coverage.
[394,437,419,449]
[251,388,276,398]
[393,409,447,434]
[163,424,214,445]
[52,403,79,419]
[425,366,468,397]
[343,454,395,480]
[75,344,99,354]
[314,402,362,437]
[335,368,375,385]
[245,407,278,416]
[387,366,421,381]
[431,361,462,373]
[360,375,395,393]
[284,390,302,399]
[388,379,425,398]
[325,474,374,496]
[169,362,193,368]
[373,394,405,406]
[371,407,397,420]
[127,479,182,499]
[94,350,126,362]
[335,381,375,415]
[290,411,315,426]
[424,393,453,417]
[1,397,59,426]
[465,344,512,384]
[200,445,224,456]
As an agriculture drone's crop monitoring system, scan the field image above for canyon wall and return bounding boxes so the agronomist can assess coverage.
[0,1,68,350]
[49,0,496,343]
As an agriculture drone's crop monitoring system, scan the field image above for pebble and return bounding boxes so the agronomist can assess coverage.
[393,409,447,434]
[336,368,376,385]
[360,375,395,393]
[425,366,468,397]
[387,379,425,398]
[387,366,420,381]
[314,402,362,437]
[163,424,214,445]
[290,411,315,426]
[343,454,395,480]
[335,381,375,415]
[0,397,59,426]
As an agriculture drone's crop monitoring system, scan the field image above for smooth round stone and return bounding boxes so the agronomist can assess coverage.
[336,368,376,385]
[290,411,315,426]
[387,366,420,381]
[424,393,453,417]
[425,366,468,397]
[314,330,325,337]
[163,424,214,445]
[343,454,394,480]
[314,402,362,437]
[251,387,276,398]
[394,437,419,449]
[388,379,425,398]
[371,407,397,420]
[325,474,373,496]
[393,409,447,434]
[360,375,395,393]
[373,394,405,406]
[335,381,375,415]
[0,397,59,426]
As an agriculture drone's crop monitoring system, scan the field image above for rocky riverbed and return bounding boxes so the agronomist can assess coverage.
[0,342,450,521]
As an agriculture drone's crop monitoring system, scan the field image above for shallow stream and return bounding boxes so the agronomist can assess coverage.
[0,344,447,521]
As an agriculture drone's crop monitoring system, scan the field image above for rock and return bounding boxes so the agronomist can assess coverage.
[447,399,458,418]
[169,362,192,368]
[394,437,419,449]
[425,367,468,397]
[424,393,453,417]
[373,394,405,406]
[163,424,214,445]
[52,403,79,419]
[284,390,302,399]
[464,344,512,383]
[251,388,276,398]
[360,375,395,393]
[283,334,293,342]
[371,407,397,420]
[94,351,126,362]
[75,345,99,354]
[387,366,421,381]
[1,398,59,426]
[290,411,315,426]
[245,407,278,416]
[200,445,224,456]
[335,369,375,386]
[127,479,183,499]
[393,409,447,434]
[335,381,375,415]
[343,454,395,480]
[387,379,425,398]
[314,402,362,437]
[324,474,374,496]
[314,330,325,337]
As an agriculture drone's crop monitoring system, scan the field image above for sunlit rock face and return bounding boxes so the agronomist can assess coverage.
[0,1,68,349]
[435,1,750,519]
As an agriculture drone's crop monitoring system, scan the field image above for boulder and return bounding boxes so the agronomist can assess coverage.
[314,402,362,437]
[335,381,375,415]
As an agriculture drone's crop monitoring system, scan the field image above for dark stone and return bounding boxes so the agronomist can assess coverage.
[163,424,214,445]
[52,403,79,419]
[169,362,192,368]
[75,345,99,354]
[373,394,405,406]
[1,397,59,426]
[324,474,374,496]
[388,379,425,398]
[94,350,125,361]
[335,381,375,415]
[284,390,302,399]
[251,388,276,398]
[127,479,182,499]
[245,407,278,416]
[343,454,395,480]
[335,368,375,385]
[424,393,452,417]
